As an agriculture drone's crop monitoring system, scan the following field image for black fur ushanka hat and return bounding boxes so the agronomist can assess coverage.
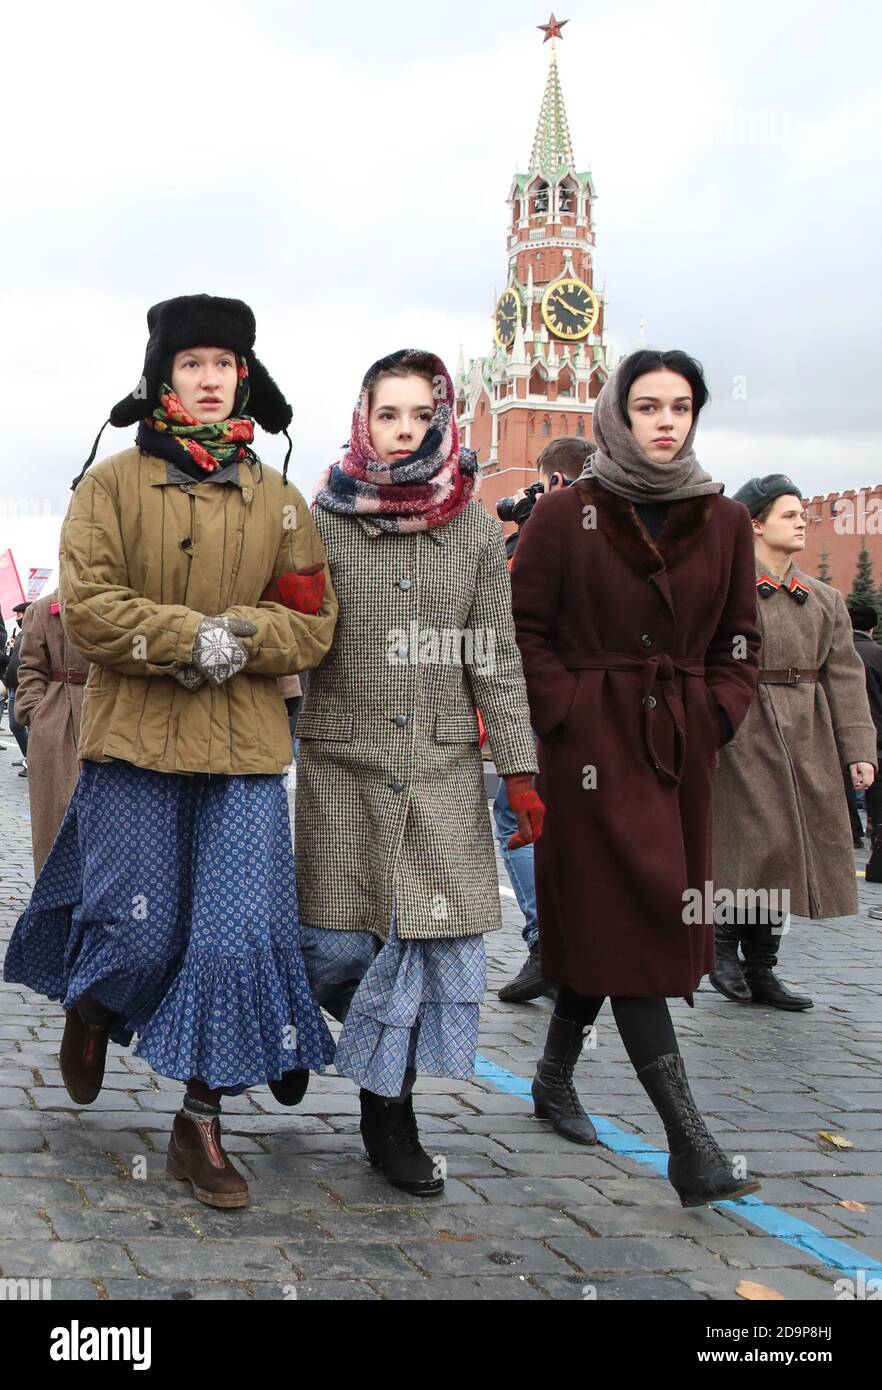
[72,294,293,489]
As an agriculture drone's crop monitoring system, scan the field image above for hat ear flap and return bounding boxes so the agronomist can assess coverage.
[109,313,165,426]
[109,380,154,428]
[247,354,293,435]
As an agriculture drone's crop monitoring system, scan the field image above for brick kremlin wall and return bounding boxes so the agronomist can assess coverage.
[801,486,882,596]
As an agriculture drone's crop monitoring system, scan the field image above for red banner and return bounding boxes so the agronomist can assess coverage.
[0,549,26,621]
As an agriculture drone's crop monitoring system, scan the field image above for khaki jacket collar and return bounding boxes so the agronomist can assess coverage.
[143,451,255,503]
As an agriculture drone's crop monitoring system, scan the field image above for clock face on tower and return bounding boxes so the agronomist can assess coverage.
[541,277,599,340]
[494,287,522,348]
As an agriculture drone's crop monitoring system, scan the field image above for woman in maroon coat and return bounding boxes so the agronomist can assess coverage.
[511,350,762,1207]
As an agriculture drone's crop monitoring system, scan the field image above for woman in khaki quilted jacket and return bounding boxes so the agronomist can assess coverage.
[4,295,338,1209]
[297,349,541,1196]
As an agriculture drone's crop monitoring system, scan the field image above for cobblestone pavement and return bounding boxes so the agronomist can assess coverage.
[1,744,881,1302]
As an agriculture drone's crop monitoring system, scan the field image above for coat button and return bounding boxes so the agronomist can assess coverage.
[643,695,657,708]
[641,633,654,648]
[398,578,412,591]
[397,644,409,660]
[180,537,192,551]
[393,715,408,728]
[390,781,405,793]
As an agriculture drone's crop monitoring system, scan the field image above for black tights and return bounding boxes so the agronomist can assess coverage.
[554,988,679,1074]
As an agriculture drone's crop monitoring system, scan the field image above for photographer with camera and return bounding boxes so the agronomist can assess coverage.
[495,437,596,1002]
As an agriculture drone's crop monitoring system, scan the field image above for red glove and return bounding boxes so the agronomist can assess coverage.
[505,773,545,848]
[261,564,325,615]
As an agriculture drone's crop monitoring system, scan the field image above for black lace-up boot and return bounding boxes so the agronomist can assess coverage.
[637,1053,762,1207]
[531,1013,598,1145]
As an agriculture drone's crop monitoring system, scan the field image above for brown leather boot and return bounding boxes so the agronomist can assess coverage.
[59,997,112,1105]
[166,1110,250,1209]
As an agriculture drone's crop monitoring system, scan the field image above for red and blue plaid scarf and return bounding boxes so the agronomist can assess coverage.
[313,350,480,533]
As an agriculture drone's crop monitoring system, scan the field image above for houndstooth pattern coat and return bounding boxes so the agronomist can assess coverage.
[294,502,538,941]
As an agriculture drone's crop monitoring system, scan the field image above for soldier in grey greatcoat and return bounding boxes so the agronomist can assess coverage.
[711,475,876,1010]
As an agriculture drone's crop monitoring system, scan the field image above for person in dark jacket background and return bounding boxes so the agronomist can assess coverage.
[850,604,882,880]
[497,436,596,1004]
[4,603,31,772]
[0,608,9,742]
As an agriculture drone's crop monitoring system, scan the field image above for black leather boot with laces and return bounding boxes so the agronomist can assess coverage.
[637,1053,762,1207]
[531,1013,598,1145]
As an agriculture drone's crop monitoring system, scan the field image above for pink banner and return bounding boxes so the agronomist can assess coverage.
[0,549,25,621]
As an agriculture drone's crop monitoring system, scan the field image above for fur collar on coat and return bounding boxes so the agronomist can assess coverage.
[573,476,718,578]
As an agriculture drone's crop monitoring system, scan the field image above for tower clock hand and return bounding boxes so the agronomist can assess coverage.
[559,287,588,313]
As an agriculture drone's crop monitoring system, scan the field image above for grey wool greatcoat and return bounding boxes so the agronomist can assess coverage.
[713,557,877,920]
[294,502,538,942]
[14,590,90,875]
[511,478,761,998]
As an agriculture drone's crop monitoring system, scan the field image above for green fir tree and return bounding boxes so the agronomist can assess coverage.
[816,550,833,584]
[847,545,877,611]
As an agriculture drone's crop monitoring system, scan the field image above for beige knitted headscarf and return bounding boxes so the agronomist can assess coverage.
[585,364,723,503]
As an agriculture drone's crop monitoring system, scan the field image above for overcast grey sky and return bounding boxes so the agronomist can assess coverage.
[1,0,879,587]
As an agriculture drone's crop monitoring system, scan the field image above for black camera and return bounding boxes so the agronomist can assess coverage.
[496,480,545,526]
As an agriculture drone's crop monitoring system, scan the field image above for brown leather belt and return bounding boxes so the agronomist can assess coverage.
[757,668,820,685]
[49,670,88,685]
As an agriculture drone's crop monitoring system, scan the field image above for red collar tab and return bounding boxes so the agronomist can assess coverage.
[756,574,781,599]
[788,576,810,605]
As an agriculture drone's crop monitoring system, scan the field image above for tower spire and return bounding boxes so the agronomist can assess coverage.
[529,28,574,177]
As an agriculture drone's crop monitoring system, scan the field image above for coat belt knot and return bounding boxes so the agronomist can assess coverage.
[557,649,706,787]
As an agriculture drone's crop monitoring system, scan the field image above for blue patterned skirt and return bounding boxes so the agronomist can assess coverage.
[300,915,486,1098]
[3,759,336,1093]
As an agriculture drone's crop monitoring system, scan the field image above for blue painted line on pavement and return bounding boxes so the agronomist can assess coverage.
[474,1053,882,1278]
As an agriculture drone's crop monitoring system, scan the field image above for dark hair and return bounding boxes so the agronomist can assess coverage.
[850,604,878,633]
[365,350,440,407]
[616,349,710,427]
[537,436,596,481]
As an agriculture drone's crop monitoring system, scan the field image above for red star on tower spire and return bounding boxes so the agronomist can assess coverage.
[538,12,569,43]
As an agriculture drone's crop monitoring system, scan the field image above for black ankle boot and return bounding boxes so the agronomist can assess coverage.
[531,1013,597,1145]
[498,945,551,1003]
[359,1090,444,1196]
[267,1071,309,1105]
[708,919,752,1002]
[741,925,813,1010]
[865,822,882,882]
[637,1053,761,1208]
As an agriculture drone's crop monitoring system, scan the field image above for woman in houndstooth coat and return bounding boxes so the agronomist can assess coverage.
[296,349,540,1195]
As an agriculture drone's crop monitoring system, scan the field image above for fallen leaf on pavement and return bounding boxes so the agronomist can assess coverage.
[736,1280,785,1301]
[818,1131,854,1150]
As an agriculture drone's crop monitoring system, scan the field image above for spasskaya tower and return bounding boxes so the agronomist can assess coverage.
[454,14,616,516]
